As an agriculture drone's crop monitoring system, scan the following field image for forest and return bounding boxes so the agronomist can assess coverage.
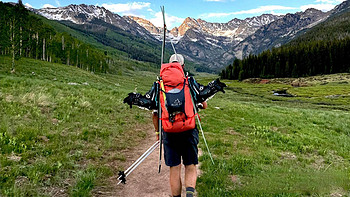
[0,2,109,73]
[221,38,350,80]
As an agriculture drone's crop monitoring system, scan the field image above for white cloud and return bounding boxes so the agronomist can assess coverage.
[55,0,61,7]
[299,0,344,12]
[24,3,33,8]
[149,12,184,29]
[101,2,150,15]
[201,5,297,18]
[300,3,337,11]
[42,4,56,8]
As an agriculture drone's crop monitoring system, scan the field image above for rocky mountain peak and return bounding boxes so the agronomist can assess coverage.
[34,4,156,40]
[178,17,201,36]
[170,27,179,37]
[332,0,350,14]
[301,8,324,17]
[126,16,161,34]
[36,4,116,24]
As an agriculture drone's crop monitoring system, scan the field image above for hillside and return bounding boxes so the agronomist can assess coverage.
[221,0,350,80]
[0,2,109,73]
[0,56,156,196]
[289,0,350,45]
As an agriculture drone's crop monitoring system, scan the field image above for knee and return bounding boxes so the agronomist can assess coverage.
[185,164,196,171]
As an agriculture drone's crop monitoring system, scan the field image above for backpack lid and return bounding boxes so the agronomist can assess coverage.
[160,63,185,88]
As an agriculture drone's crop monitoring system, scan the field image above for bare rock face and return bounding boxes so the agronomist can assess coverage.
[170,27,179,37]
[126,16,161,35]
[178,17,200,36]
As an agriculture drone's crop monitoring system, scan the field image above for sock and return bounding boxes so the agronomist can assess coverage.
[186,187,195,197]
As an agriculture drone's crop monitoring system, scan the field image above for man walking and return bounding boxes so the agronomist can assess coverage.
[123,54,225,197]
[153,54,206,197]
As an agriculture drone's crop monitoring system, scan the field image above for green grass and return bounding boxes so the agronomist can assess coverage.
[197,80,350,196]
[0,56,155,196]
[1,56,350,196]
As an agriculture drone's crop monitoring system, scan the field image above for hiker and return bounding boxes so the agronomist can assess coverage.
[123,54,226,197]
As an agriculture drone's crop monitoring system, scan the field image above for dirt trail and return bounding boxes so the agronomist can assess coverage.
[114,126,171,197]
[104,124,201,197]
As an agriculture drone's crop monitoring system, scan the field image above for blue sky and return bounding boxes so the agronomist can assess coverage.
[2,0,345,28]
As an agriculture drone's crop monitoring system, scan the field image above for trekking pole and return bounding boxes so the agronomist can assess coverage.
[170,41,177,57]
[195,112,215,165]
[158,80,163,174]
[117,141,160,185]
[158,5,166,173]
[188,85,215,165]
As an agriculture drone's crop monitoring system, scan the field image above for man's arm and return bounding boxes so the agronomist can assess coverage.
[188,77,227,104]
[152,111,159,140]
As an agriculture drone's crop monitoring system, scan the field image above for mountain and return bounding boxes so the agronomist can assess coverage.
[176,15,282,40]
[125,16,161,35]
[224,0,350,65]
[33,4,283,71]
[33,4,155,41]
[220,0,350,80]
[331,0,350,15]
[289,0,350,44]
[128,15,282,70]
[32,1,350,72]
[173,15,282,69]
[31,4,169,66]
[230,8,329,60]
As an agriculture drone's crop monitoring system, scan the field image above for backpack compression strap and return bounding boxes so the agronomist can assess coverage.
[159,80,167,103]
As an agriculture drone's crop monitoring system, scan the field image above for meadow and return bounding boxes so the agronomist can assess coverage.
[0,57,155,196]
[198,77,350,196]
[1,57,349,196]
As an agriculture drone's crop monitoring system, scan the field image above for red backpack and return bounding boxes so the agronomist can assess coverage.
[159,62,196,133]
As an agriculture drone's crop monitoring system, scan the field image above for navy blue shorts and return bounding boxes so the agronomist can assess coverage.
[162,128,199,167]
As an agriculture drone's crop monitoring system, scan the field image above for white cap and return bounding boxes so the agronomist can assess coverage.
[169,54,184,66]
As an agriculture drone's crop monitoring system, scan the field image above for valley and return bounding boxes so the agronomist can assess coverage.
[1,1,350,196]
[1,57,349,196]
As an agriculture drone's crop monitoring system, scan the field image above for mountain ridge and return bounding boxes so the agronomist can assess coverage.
[31,1,350,71]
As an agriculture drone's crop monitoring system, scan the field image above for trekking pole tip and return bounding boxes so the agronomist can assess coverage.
[158,164,162,173]
[118,171,126,184]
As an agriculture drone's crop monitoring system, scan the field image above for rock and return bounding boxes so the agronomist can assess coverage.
[8,153,21,162]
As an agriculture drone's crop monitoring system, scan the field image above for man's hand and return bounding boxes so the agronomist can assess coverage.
[155,131,159,141]
[197,102,207,109]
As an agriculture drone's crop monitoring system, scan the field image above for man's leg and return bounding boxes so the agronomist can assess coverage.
[185,164,197,197]
[184,164,197,188]
[170,164,182,196]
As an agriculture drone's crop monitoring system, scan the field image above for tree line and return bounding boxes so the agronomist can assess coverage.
[221,38,350,80]
[0,2,109,73]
